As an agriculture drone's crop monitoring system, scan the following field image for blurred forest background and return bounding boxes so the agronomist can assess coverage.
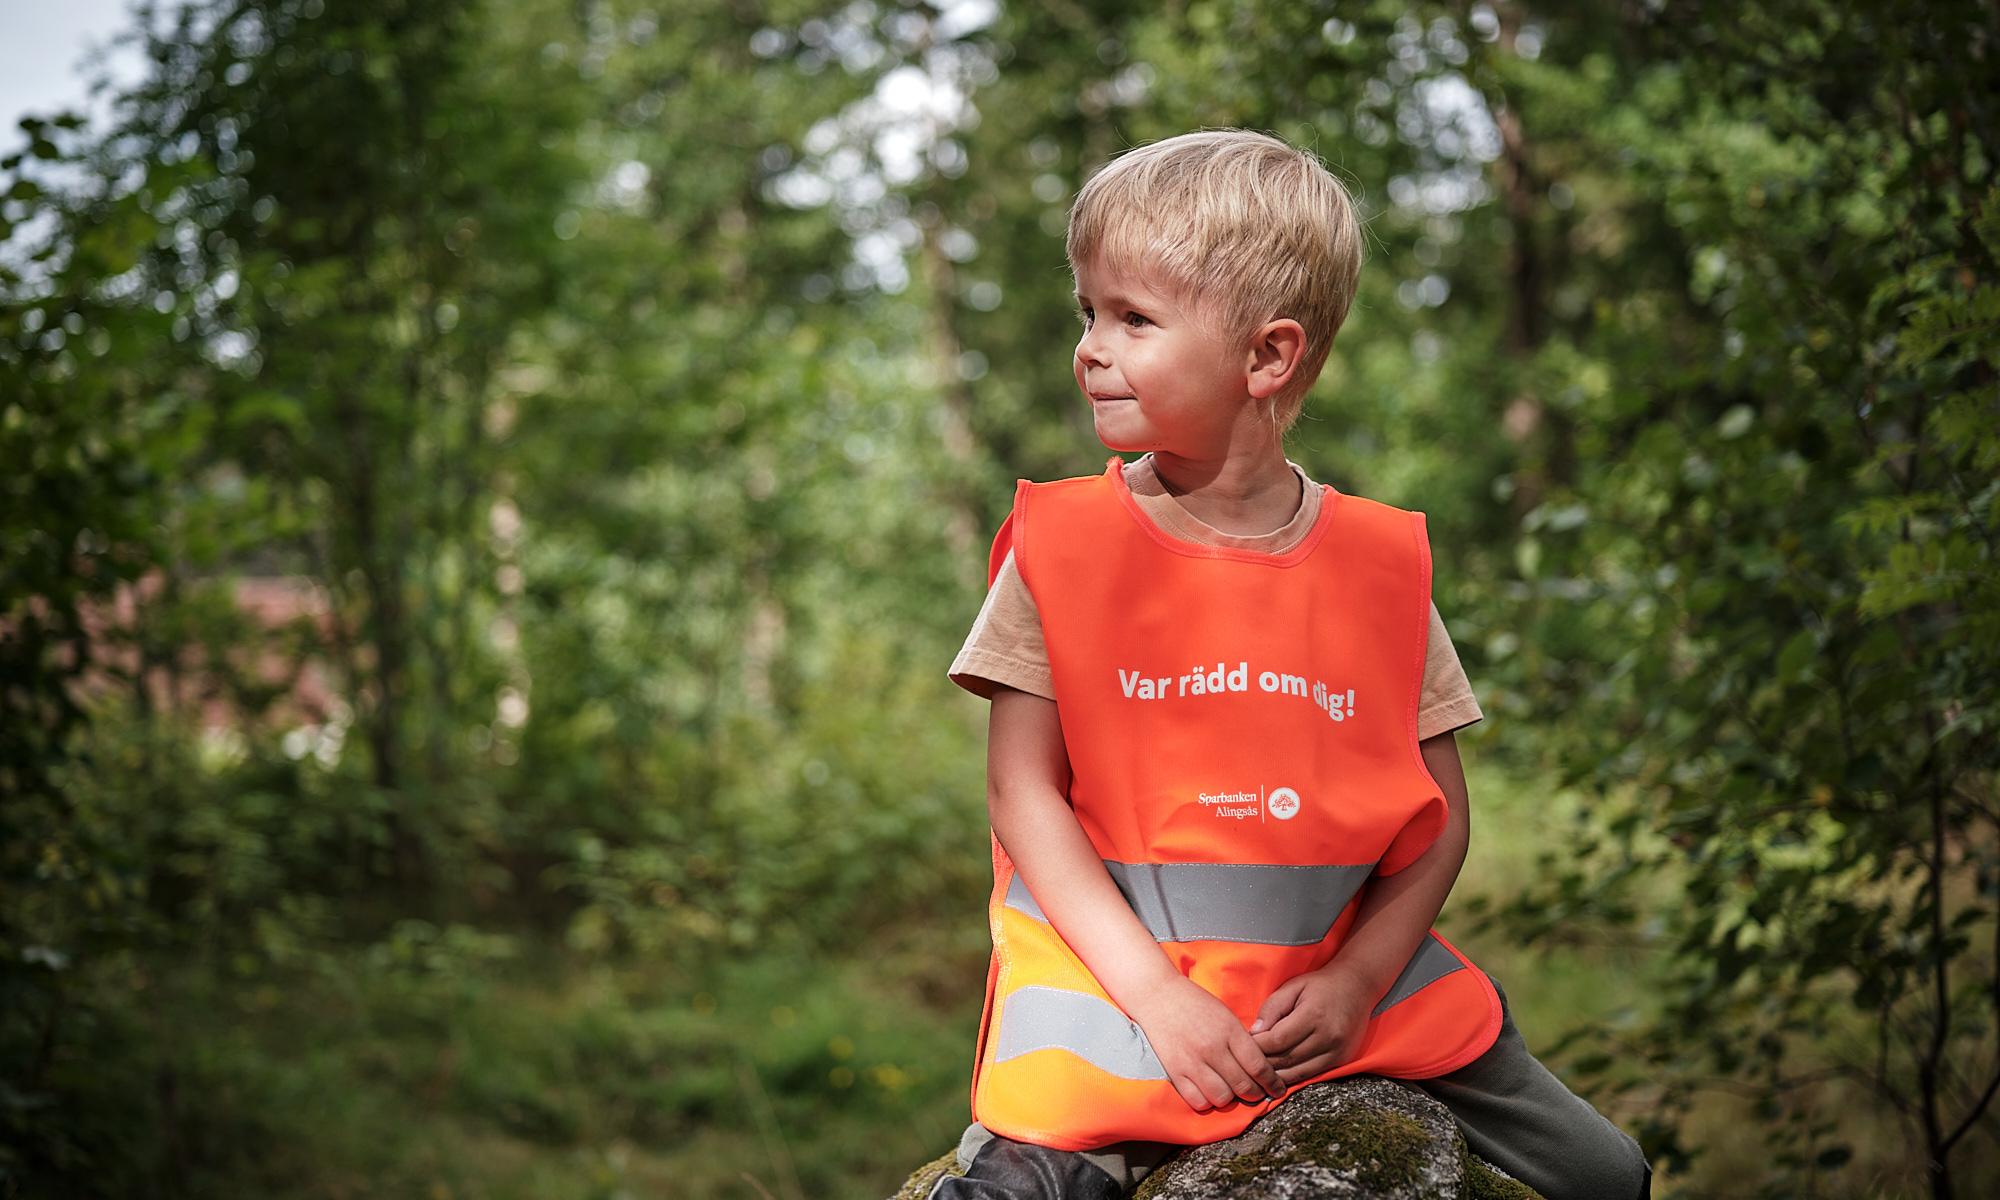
[3,0,1996,1196]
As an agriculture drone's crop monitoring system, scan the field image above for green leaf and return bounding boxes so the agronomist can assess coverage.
[1774,629,1816,681]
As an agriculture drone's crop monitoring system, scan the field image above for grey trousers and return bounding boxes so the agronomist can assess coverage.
[947,977,1650,1200]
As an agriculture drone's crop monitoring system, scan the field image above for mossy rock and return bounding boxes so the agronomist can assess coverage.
[890,1150,964,1200]
[1133,1077,1541,1200]
[890,1077,1541,1200]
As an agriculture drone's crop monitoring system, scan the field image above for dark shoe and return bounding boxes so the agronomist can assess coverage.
[929,1135,1122,1200]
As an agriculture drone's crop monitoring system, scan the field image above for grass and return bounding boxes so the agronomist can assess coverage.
[122,930,982,1200]
[58,749,1997,1199]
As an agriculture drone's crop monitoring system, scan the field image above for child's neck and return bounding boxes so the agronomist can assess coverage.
[1149,443,1302,538]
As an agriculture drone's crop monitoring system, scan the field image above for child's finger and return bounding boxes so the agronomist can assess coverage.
[1251,1028,1299,1059]
[1251,1006,1312,1056]
[1168,1071,1215,1112]
[1231,1032,1284,1098]
[1275,1036,1351,1083]
[1192,1061,1247,1109]
[1276,1023,1361,1078]
[1166,1037,1229,1105]
[1254,979,1305,1030]
[1270,1034,1330,1072]
[1276,1057,1335,1086]
[1256,1016,1304,1064]
[1197,1047,1257,1106]
[1249,1032,1282,1056]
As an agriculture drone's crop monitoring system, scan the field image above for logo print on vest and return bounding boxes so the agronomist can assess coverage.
[1267,787,1301,820]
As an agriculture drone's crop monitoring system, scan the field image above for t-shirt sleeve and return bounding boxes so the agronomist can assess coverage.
[1418,603,1483,741]
[948,550,1056,700]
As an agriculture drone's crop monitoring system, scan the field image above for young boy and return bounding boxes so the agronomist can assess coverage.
[938,131,1649,1200]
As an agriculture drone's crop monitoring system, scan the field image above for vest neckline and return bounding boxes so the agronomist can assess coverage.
[1102,457,1340,567]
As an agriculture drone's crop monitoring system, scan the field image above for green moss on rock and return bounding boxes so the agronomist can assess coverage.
[1459,1144,1539,1200]
[1129,1156,1177,1200]
[890,1150,962,1200]
[893,1077,1547,1200]
[1214,1109,1434,1190]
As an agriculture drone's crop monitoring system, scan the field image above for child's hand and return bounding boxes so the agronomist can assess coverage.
[1128,975,1284,1111]
[1249,966,1374,1086]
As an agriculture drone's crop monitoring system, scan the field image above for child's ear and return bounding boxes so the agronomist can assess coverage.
[1245,318,1308,400]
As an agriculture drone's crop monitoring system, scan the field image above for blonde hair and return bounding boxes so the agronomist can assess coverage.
[1066,130,1363,427]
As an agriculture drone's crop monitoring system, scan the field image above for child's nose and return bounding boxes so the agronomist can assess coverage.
[1075,326,1111,367]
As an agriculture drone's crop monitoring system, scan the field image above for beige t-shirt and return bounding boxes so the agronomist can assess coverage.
[949,456,1484,742]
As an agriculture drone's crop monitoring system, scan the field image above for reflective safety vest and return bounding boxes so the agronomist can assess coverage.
[969,460,1502,1151]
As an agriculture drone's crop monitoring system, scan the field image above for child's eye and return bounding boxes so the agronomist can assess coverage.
[1076,306,1094,328]
[1124,311,1151,328]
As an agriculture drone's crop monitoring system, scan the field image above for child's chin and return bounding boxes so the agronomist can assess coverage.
[1091,415,1150,453]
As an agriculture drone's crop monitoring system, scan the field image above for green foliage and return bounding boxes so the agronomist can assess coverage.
[4,0,1998,1195]
[1450,3,2000,1193]
[3,0,997,1190]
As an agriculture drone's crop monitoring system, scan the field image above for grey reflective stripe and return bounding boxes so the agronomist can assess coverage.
[1370,933,1465,1017]
[1103,861,1374,946]
[1003,873,1047,923]
[992,985,1168,1081]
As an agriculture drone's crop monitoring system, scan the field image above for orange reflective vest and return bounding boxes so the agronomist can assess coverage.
[969,460,1502,1150]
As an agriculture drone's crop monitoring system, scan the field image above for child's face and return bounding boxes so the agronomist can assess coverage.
[1071,255,1252,459]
